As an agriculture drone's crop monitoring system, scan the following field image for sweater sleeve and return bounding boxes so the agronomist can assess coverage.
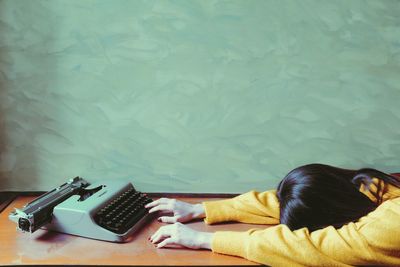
[359,177,400,204]
[203,190,280,225]
[211,199,400,267]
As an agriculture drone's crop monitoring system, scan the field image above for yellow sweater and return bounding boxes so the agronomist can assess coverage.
[203,178,400,266]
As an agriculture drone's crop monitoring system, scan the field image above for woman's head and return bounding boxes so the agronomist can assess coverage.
[276,163,399,232]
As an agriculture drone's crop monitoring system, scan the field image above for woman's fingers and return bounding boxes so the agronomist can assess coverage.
[150,227,170,243]
[158,216,179,223]
[145,198,177,214]
[151,224,181,248]
[156,237,179,248]
[151,233,169,244]
[148,204,172,214]
[150,223,211,250]
[145,198,169,208]
[146,198,199,224]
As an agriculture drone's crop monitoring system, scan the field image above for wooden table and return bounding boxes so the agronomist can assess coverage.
[1,196,268,266]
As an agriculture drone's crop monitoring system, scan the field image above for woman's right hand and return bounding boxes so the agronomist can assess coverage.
[145,198,205,223]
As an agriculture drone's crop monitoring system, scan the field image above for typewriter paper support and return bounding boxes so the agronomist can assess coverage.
[9,177,153,243]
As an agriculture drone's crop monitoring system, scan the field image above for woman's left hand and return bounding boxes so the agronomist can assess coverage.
[149,222,213,250]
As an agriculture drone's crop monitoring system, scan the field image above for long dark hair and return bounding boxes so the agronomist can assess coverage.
[276,163,400,231]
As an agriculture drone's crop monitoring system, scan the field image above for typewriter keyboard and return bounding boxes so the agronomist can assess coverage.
[94,187,153,234]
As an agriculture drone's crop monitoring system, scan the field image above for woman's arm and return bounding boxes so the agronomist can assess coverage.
[146,189,280,225]
[211,200,400,266]
[203,189,280,225]
[151,200,400,266]
[360,177,400,203]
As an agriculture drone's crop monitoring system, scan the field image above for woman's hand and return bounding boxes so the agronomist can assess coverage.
[145,198,205,223]
[150,222,213,249]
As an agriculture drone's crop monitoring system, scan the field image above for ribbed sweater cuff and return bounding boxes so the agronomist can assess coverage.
[211,231,248,258]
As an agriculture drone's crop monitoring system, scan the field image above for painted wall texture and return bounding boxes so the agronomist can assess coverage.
[0,0,399,192]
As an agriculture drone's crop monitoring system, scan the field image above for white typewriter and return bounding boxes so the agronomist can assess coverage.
[9,177,154,242]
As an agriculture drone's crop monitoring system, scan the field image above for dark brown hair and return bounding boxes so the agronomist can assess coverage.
[276,163,400,231]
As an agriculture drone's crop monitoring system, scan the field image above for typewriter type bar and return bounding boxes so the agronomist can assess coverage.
[9,177,90,233]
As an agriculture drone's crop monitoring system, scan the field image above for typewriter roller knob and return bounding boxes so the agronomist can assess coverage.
[18,218,31,232]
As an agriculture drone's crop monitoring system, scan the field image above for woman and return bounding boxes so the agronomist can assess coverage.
[145,163,400,266]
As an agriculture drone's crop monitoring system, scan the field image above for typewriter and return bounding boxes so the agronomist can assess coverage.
[9,177,154,242]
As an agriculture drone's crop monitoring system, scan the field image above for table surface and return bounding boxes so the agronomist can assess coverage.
[1,196,269,266]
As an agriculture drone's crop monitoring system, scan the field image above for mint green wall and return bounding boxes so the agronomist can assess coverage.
[0,0,399,192]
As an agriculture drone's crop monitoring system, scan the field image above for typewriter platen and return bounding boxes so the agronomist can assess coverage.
[9,177,154,242]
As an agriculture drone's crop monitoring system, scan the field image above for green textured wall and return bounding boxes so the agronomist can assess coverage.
[0,0,400,192]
